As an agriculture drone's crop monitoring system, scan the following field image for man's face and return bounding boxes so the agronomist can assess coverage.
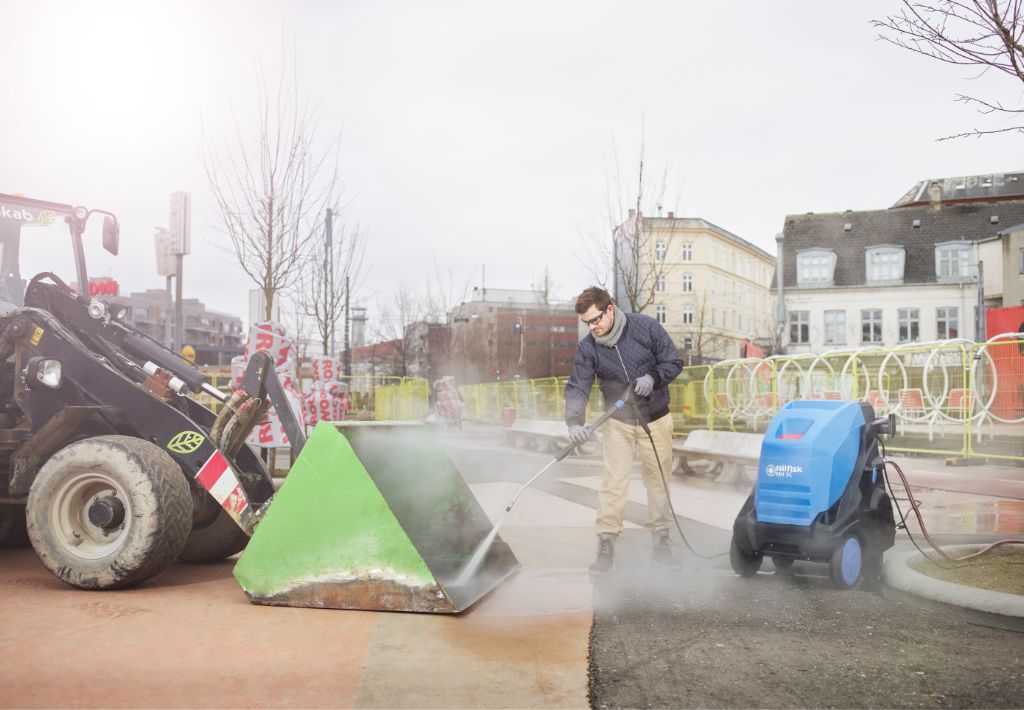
[580,304,613,336]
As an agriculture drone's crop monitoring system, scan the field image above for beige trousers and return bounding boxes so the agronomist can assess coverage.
[596,414,675,536]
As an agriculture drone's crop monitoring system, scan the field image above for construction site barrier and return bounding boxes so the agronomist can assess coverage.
[192,370,430,424]
[458,337,1024,463]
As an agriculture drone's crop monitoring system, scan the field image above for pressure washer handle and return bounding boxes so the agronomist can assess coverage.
[553,398,627,462]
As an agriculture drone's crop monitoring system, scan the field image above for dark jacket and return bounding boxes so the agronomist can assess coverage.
[564,311,683,426]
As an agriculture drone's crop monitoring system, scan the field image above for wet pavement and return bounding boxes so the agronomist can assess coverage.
[0,425,1021,708]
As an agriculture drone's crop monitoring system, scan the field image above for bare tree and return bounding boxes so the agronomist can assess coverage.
[203,59,342,320]
[423,256,472,323]
[298,212,366,356]
[531,267,558,307]
[875,1,1024,139]
[683,291,732,363]
[580,123,681,312]
[373,283,426,377]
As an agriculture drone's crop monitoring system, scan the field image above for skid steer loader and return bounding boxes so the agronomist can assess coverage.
[0,193,301,589]
[0,193,518,612]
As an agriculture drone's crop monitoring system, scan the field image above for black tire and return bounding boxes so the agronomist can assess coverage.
[828,534,864,590]
[0,503,29,548]
[771,555,794,571]
[26,435,192,589]
[729,538,762,577]
[178,488,248,563]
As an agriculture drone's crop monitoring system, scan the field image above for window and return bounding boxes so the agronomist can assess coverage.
[1019,247,1024,273]
[655,242,667,262]
[936,307,958,339]
[655,275,666,293]
[682,304,693,325]
[681,243,693,262]
[824,310,846,345]
[797,250,837,286]
[655,305,667,324]
[683,336,694,350]
[898,308,919,342]
[861,309,882,343]
[865,246,905,284]
[935,242,972,281]
[682,273,693,292]
[789,311,809,344]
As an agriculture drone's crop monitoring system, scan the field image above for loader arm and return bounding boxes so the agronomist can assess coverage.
[212,351,307,459]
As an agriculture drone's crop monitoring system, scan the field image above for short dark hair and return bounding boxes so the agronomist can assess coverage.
[575,286,612,315]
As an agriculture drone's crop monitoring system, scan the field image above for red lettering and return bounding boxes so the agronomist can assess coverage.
[255,332,274,351]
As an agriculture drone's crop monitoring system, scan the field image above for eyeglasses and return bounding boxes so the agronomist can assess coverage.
[581,309,606,327]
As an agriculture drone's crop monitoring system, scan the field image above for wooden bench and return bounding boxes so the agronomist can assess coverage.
[672,429,763,484]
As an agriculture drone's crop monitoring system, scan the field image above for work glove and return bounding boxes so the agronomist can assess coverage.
[568,424,590,445]
[634,374,655,398]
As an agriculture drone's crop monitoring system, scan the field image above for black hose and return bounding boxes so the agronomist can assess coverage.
[631,400,727,560]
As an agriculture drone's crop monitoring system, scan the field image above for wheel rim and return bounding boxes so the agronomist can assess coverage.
[840,536,862,587]
[50,471,132,559]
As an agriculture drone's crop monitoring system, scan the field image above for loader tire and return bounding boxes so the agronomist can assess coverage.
[26,436,192,589]
[178,491,248,563]
[0,503,29,548]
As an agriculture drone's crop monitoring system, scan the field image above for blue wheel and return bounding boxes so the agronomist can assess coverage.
[828,535,863,589]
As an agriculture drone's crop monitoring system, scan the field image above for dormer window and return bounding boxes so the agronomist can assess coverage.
[865,245,905,284]
[796,249,836,286]
[935,241,973,282]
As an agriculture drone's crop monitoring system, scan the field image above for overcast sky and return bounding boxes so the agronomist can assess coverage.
[2,1,1018,341]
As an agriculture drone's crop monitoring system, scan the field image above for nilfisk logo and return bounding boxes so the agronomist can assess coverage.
[765,463,804,477]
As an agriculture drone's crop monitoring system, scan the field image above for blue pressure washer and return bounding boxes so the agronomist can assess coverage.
[730,400,897,589]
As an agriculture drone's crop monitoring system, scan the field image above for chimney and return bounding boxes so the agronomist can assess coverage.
[775,232,786,353]
[928,180,942,211]
[667,211,675,219]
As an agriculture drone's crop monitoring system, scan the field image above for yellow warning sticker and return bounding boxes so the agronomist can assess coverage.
[30,326,44,346]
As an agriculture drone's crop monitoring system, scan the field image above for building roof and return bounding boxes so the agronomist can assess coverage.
[892,171,1024,208]
[641,215,776,262]
[778,201,1024,289]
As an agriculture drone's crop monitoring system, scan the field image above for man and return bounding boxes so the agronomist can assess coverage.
[565,287,684,575]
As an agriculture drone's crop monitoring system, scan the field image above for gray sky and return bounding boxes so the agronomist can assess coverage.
[2,1,1018,340]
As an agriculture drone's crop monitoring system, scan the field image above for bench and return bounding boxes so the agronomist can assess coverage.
[503,418,601,456]
[672,429,763,484]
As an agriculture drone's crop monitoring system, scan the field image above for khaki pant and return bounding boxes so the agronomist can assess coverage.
[596,414,675,536]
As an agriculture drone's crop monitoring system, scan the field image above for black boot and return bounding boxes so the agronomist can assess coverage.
[589,534,616,576]
[652,529,681,567]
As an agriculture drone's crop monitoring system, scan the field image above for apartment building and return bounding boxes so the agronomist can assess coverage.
[616,212,776,361]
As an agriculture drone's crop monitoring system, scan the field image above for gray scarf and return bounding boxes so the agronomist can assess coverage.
[593,307,626,347]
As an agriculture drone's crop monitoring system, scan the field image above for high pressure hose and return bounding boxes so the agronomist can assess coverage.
[627,398,728,560]
[880,441,1024,567]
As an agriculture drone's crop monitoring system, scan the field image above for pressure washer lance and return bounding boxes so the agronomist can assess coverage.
[452,393,631,587]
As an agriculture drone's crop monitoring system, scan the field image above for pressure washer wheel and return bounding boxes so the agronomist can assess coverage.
[729,539,762,577]
[828,534,865,589]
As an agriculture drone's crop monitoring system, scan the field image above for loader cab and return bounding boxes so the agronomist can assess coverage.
[0,193,120,309]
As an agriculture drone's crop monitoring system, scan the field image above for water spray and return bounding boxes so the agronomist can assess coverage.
[452,393,631,586]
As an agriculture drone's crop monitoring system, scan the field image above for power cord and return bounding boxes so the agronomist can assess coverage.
[880,438,1024,567]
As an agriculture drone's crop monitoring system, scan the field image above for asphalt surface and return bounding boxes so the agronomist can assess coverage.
[588,534,1023,709]
[447,427,1024,709]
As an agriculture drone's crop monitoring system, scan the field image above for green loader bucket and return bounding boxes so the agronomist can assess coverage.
[233,421,519,613]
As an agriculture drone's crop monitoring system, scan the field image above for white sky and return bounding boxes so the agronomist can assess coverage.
[2,1,1019,340]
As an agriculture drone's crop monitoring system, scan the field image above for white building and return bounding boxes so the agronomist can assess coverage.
[777,172,1024,352]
